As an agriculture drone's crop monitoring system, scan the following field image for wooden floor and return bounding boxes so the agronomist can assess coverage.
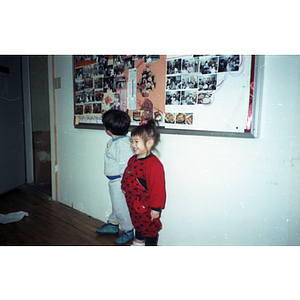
[0,185,131,246]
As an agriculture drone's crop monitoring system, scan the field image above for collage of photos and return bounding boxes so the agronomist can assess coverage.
[164,55,240,127]
[132,109,164,123]
[165,55,240,106]
[165,112,193,125]
[131,109,193,126]
[74,55,119,116]
[74,55,161,121]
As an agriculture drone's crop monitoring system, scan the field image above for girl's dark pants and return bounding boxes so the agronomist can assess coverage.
[135,231,158,246]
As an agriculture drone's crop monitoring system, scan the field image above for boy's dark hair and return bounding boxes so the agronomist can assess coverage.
[102,109,131,135]
[131,119,160,152]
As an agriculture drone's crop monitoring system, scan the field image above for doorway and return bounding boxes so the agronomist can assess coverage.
[27,56,52,196]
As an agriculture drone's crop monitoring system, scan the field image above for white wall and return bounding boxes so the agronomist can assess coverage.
[50,55,300,246]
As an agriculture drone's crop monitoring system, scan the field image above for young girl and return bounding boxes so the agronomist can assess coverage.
[121,119,166,246]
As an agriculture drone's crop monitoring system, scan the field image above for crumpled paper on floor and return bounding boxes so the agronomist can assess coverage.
[0,211,29,224]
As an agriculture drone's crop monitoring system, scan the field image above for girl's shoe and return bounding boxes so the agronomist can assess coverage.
[131,240,145,246]
[96,222,119,235]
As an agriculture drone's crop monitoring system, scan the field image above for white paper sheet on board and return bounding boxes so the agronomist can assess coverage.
[127,68,137,110]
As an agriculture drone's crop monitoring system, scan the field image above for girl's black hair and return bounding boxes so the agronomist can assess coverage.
[131,119,160,152]
[102,109,131,135]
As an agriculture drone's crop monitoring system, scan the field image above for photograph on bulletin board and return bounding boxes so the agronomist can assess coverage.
[73,55,255,135]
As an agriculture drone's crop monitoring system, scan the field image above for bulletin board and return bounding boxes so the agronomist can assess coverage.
[73,55,261,138]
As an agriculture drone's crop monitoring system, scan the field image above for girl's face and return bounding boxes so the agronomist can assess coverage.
[130,135,153,159]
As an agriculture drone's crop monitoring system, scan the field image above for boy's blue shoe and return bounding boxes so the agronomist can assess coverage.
[96,222,119,235]
[115,230,134,245]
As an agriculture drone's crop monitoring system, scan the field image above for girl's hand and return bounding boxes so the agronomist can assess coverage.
[150,210,160,221]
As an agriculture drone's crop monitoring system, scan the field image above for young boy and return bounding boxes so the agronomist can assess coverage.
[96,109,134,245]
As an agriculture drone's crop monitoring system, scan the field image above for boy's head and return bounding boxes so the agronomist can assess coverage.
[102,109,131,136]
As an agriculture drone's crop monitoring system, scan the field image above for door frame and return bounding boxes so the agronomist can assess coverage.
[48,55,57,200]
[21,55,34,184]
